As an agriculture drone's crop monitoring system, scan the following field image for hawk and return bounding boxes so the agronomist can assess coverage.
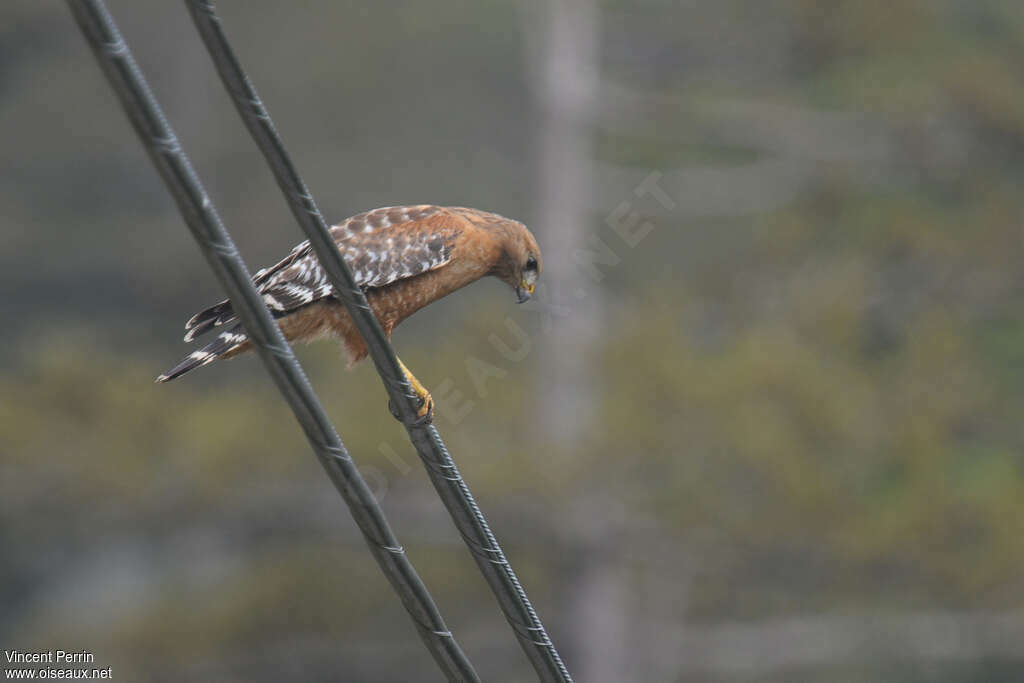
[157,205,542,419]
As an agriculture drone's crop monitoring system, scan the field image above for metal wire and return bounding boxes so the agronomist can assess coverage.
[183,2,574,680]
[65,2,479,681]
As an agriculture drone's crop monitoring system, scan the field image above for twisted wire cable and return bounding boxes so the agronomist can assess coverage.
[183,2,573,680]
[65,2,479,680]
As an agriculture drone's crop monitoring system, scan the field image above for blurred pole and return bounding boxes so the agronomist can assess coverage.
[535,0,599,448]
[532,2,628,682]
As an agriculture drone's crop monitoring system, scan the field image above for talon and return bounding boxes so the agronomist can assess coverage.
[389,357,434,425]
[387,392,433,425]
[415,392,434,424]
[388,397,401,421]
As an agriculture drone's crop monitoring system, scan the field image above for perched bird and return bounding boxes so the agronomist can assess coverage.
[157,205,542,419]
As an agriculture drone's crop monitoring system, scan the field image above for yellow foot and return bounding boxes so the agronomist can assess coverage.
[389,357,434,424]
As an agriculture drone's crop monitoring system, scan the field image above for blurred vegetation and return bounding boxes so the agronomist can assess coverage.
[3,0,1024,681]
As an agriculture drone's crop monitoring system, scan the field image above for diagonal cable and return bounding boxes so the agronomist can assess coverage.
[183,2,573,680]
[65,2,479,681]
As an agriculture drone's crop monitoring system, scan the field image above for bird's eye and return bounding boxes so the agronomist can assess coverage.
[525,256,538,271]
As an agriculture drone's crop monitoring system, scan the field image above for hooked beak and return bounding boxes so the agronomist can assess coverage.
[515,282,534,304]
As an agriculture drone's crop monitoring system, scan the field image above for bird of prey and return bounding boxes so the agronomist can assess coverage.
[157,205,542,419]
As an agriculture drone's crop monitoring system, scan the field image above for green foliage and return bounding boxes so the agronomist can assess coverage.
[5,0,1024,680]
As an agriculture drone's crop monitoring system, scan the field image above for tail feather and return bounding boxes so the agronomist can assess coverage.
[182,265,281,343]
[183,300,237,342]
[156,325,249,383]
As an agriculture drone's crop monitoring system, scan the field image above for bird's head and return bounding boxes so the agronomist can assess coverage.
[495,220,542,304]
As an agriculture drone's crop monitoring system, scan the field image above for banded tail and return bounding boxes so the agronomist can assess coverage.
[156,324,249,383]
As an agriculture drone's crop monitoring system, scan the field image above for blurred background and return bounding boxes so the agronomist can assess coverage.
[3,1,1024,681]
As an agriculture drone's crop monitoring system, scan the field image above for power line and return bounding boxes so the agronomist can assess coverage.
[65,2,479,680]
[182,2,573,680]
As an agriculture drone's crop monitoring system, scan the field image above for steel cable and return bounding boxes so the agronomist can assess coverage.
[183,2,573,680]
[66,2,479,680]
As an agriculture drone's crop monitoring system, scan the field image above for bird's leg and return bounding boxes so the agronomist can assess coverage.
[399,357,433,418]
[388,357,433,424]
